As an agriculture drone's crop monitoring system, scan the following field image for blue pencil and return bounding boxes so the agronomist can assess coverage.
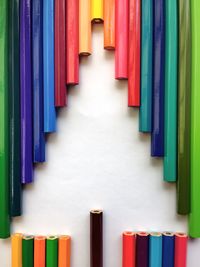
[162,232,175,267]
[139,0,153,133]
[43,0,56,133]
[32,0,45,162]
[149,233,162,267]
[151,0,165,157]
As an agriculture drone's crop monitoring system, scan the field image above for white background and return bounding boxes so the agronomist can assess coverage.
[0,25,200,266]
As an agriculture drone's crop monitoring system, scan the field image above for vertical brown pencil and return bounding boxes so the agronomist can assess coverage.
[90,210,103,267]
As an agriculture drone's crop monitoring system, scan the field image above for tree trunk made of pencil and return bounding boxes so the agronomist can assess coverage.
[136,232,149,267]
[0,0,10,238]
[34,236,46,267]
[177,0,191,215]
[139,0,153,133]
[8,0,22,217]
[174,233,188,267]
[46,236,58,267]
[128,0,141,107]
[91,0,103,23]
[90,210,103,267]
[189,0,200,238]
[32,0,46,163]
[12,233,23,267]
[149,233,162,267]
[55,0,66,107]
[151,0,165,157]
[43,0,57,133]
[122,232,136,267]
[20,0,33,183]
[58,235,71,267]
[22,235,34,267]
[103,0,115,50]
[162,232,175,267]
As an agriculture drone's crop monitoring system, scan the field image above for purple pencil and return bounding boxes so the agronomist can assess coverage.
[20,0,33,183]
[136,232,149,267]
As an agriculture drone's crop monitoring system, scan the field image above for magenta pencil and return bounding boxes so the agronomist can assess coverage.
[115,0,129,80]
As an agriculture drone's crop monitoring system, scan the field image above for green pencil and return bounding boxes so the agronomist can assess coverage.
[0,0,10,238]
[22,235,34,267]
[46,236,58,267]
[189,0,200,238]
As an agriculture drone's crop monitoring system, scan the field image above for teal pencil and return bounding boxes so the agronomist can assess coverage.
[139,0,153,133]
[149,233,162,267]
[164,0,178,182]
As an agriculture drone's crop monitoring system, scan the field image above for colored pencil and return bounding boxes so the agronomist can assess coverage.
[103,0,115,50]
[149,233,162,267]
[177,0,191,215]
[20,0,33,183]
[139,0,153,132]
[22,235,34,267]
[55,0,66,107]
[162,232,175,267]
[12,233,23,267]
[8,0,22,216]
[0,0,10,238]
[128,0,141,107]
[115,0,129,79]
[79,0,92,56]
[91,0,103,23]
[151,0,165,157]
[43,0,56,133]
[32,0,45,162]
[189,0,200,238]
[90,210,103,267]
[34,236,46,267]
[174,233,188,267]
[58,235,71,267]
[136,232,149,267]
[46,236,58,267]
[66,0,79,85]
[122,232,136,267]
[164,0,178,182]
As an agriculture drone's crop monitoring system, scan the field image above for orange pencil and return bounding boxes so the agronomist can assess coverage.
[34,236,46,267]
[12,233,23,267]
[104,0,115,50]
[58,235,71,267]
[79,0,92,56]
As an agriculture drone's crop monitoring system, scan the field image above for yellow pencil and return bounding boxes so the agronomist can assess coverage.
[91,0,103,23]
[12,233,23,267]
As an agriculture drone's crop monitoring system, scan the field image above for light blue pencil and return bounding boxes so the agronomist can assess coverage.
[149,233,162,267]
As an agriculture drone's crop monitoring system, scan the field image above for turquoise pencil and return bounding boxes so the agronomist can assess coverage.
[164,0,178,182]
[149,233,162,267]
[139,0,153,132]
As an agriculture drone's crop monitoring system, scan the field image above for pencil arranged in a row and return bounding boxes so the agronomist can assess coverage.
[123,231,188,267]
[11,233,71,267]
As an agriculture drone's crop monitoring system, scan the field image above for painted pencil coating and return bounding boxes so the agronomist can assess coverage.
[32,0,45,162]
[46,236,58,267]
[162,232,175,267]
[115,0,129,79]
[128,0,141,107]
[79,0,92,56]
[149,233,162,267]
[139,0,153,132]
[55,0,66,107]
[22,236,34,267]
[12,233,23,267]
[66,0,79,85]
[164,0,178,182]
[91,0,103,23]
[34,236,46,267]
[177,0,191,215]
[189,0,200,238]
[90,210,103,267]
[0,0,10,238]
[174,233,188,267]
[122,232,136,267]
[136,232,149,267]
[43,0,56,132]
[151,0,165,157]
[58,235,71,267]
[8,0,22,216]
[104,0,115,50]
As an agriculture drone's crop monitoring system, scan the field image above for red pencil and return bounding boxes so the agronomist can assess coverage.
[55,0,66,106]
[174,233,188,267]
[123,232,136,267]
[128,0,141,107]
[115,0,129,79]
[66,0,79,85]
